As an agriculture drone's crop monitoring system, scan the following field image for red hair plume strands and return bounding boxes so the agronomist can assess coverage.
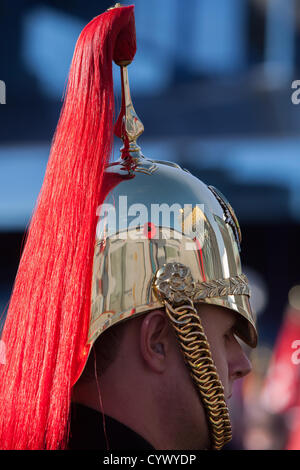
[0,5,136,450]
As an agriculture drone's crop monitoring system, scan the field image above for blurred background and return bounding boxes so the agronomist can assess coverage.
[1,0,300,449]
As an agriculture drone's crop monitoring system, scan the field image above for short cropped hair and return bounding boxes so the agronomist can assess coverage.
[80,320,129,381]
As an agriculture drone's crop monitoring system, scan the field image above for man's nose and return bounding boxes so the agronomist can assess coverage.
[229,343,252,380]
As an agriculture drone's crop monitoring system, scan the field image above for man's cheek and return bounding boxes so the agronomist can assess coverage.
[212,350,229,392]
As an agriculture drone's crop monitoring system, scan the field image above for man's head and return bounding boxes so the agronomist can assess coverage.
[74,303,252,450]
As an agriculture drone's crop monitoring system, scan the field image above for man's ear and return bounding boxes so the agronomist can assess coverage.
[139,310,172,373]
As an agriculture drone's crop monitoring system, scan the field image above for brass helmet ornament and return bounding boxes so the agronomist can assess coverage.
[84,3,258,452]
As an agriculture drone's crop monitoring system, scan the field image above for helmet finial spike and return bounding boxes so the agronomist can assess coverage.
[109,3,144,158]
[114,66,144,159]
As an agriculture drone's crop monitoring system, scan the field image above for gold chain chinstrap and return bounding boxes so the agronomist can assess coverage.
[153,262,248,449]
[164,301,232,450]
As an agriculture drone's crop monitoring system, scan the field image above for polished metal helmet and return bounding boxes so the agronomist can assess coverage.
[83,59,258,449]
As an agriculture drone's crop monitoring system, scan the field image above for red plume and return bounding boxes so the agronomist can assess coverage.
[0,5,136,450]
